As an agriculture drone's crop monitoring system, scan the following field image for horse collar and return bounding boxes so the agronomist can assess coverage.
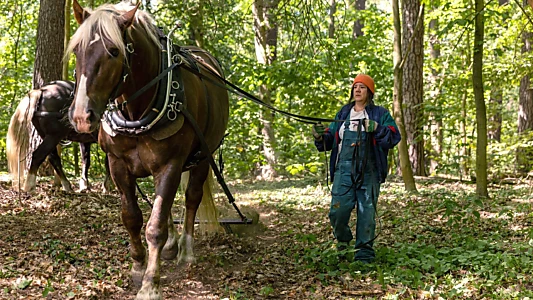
[102,29,188,137]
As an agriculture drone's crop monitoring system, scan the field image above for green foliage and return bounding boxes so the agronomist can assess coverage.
[0,0,531,180]
[294,180,533,298]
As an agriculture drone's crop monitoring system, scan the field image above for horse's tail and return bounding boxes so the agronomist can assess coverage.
[6,90,40,189]
[180,166,222,234]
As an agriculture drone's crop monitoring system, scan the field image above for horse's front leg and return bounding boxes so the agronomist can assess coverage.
[137,165,181,300]
[109,157,146,286]
[102,154,113,193]
[78,142,91,191]
[161,207,179,260]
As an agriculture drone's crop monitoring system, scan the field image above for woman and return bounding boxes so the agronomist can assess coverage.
[313,74,401,263]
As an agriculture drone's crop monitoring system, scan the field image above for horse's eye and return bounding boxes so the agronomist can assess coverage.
[109,48,120,57]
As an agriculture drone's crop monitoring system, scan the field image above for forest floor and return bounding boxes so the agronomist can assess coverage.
[0,174,532,299]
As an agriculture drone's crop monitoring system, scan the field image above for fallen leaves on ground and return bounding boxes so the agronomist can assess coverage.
[0,176,532,299]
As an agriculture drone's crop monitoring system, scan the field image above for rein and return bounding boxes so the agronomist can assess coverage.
[178,62,349,125]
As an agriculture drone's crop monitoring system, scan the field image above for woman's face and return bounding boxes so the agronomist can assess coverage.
[352,83,368,104]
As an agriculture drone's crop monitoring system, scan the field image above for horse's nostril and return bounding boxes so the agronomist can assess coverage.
[87,109,98,123]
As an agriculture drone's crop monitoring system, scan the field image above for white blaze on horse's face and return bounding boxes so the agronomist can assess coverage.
[71,74,93,133]
[70,39,124,134]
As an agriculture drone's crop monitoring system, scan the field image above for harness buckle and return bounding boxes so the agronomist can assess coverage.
[172,54,183,65]
[126,43,134,54]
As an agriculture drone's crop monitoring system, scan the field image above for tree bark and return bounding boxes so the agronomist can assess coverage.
[518,3,533,172]
[328,0,336,39]
[461,29,472,179]
[487,0,509,143]
[187,0,205,48]
[488,89,502,142]
[473,0,488,197]
[393,0,417,192]
[33,0,66,88]
[518,76,533,133]
[461,82,470,178]
[62,0,71,81]
[351,0,365,39]
[253,0,280,180]
[401,0,426,176]
[428,8,442,175]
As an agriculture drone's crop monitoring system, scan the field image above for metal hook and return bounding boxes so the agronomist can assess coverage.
[126,43,134,53]
[168,21,183,37]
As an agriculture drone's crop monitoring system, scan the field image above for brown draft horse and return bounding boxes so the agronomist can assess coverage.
[6,81,109,192]
[66,1,229,298]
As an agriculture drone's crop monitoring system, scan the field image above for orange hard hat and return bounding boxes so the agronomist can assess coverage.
[352,74,375,94]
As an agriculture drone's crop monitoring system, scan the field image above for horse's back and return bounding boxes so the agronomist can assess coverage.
[39,80,75,112]
[181,46,229,147]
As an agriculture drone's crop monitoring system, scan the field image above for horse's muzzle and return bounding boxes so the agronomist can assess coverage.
[69,108,100,133]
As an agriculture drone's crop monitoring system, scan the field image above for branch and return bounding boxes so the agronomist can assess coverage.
[515,0,533,28]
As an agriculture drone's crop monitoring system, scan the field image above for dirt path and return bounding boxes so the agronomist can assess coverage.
[0,178,342,299]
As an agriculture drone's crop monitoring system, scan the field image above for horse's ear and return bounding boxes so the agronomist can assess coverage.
[73,0,90,24]
[118,2,140,29]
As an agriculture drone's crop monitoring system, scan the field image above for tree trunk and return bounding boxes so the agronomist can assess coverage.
[428,10,442,175]
[518,58,533,172]
[33,0,66,88]
[487,0,509,143]
[473,0,488,197]
[517,0,533,173]
[187,0,205,48]
[64,0,79,177]
[518,76,533,133]
[62,0,71,81]
[393,0,417,192]
[402,0,426,177]
[488,89,502,142]
[253,0,280,180]
[461,29,472,179]
[461,85,469,179]
[32,0,66,180]
[351,0,365,39]
[328,0,336,38]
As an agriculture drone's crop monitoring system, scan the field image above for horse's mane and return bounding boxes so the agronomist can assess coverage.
[65,2,160,59]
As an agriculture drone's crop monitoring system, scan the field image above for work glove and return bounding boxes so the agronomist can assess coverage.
[364,119,378,133]
[312,123,325,139]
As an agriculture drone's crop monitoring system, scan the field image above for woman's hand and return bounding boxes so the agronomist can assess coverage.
[312,123,325,139]
[364,119,378,132]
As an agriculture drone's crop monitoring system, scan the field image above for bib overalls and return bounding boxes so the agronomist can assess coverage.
[329,119,380,262]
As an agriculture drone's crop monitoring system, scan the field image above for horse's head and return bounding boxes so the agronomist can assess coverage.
[66,0,139,133]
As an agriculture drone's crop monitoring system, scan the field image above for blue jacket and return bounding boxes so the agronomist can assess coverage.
[314,102,401,183]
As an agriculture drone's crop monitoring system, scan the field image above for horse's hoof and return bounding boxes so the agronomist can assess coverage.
[131,263,146,287]
[77,186,90,193]
[161,243,178,260]
[177,247,196,265]
[136,284,162,300]
[177,234,195,264]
